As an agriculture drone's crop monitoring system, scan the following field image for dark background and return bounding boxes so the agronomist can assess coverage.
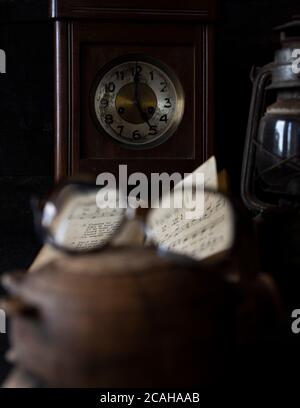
[0,0,300,383]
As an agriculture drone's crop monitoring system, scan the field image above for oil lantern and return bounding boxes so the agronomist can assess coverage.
[241,18,300,212]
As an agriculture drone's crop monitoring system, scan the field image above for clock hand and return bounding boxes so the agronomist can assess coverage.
[133,63,152,128]
[136,95,152,128]
[133,62,140,101]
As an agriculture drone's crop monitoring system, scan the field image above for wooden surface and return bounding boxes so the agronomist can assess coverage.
[0,0,217,23]
[71,22,211,177]
[54,2,216,179]
[54,21,70,179]
[50,0,218,20]
[2,244,282,387]
[2,369,39,388]
[3,247,232,387]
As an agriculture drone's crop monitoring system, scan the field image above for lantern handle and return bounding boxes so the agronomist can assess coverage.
[241,63,273,212]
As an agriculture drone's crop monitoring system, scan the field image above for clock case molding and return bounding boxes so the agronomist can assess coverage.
[51,0,217,180]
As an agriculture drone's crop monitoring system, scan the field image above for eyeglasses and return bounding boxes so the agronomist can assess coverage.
[32,177,236,264]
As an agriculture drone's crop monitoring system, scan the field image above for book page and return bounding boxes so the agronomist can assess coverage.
[48,191,124,251]
[176,155,218,191]
[146,156,235,261]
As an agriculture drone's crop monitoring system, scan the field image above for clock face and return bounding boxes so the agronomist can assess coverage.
[91,55,185,149]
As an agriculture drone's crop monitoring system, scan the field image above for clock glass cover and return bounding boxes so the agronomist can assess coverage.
[92,55,185,149]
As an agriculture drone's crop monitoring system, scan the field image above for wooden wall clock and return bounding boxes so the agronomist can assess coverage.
[51,0,217,179]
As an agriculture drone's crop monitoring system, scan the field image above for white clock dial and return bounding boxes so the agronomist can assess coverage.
[92,56,185,149]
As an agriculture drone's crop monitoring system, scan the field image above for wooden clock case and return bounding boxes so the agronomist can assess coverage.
[52,0,217,179]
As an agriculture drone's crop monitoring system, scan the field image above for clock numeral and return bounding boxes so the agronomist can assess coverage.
[164,98,172,108]
[132,64,142,77]
[105,114,114,125]
[160,82,167,92]
[160,114,168,122]
[105,82,116,93]
[132,130,142,140]
[149,71,154,80]
[100,98,109,108]
[148,125,158,136]
[115,71,125,80]
[117,125,124,136]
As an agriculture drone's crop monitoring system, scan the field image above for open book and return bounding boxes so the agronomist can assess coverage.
[30,157,234,271]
